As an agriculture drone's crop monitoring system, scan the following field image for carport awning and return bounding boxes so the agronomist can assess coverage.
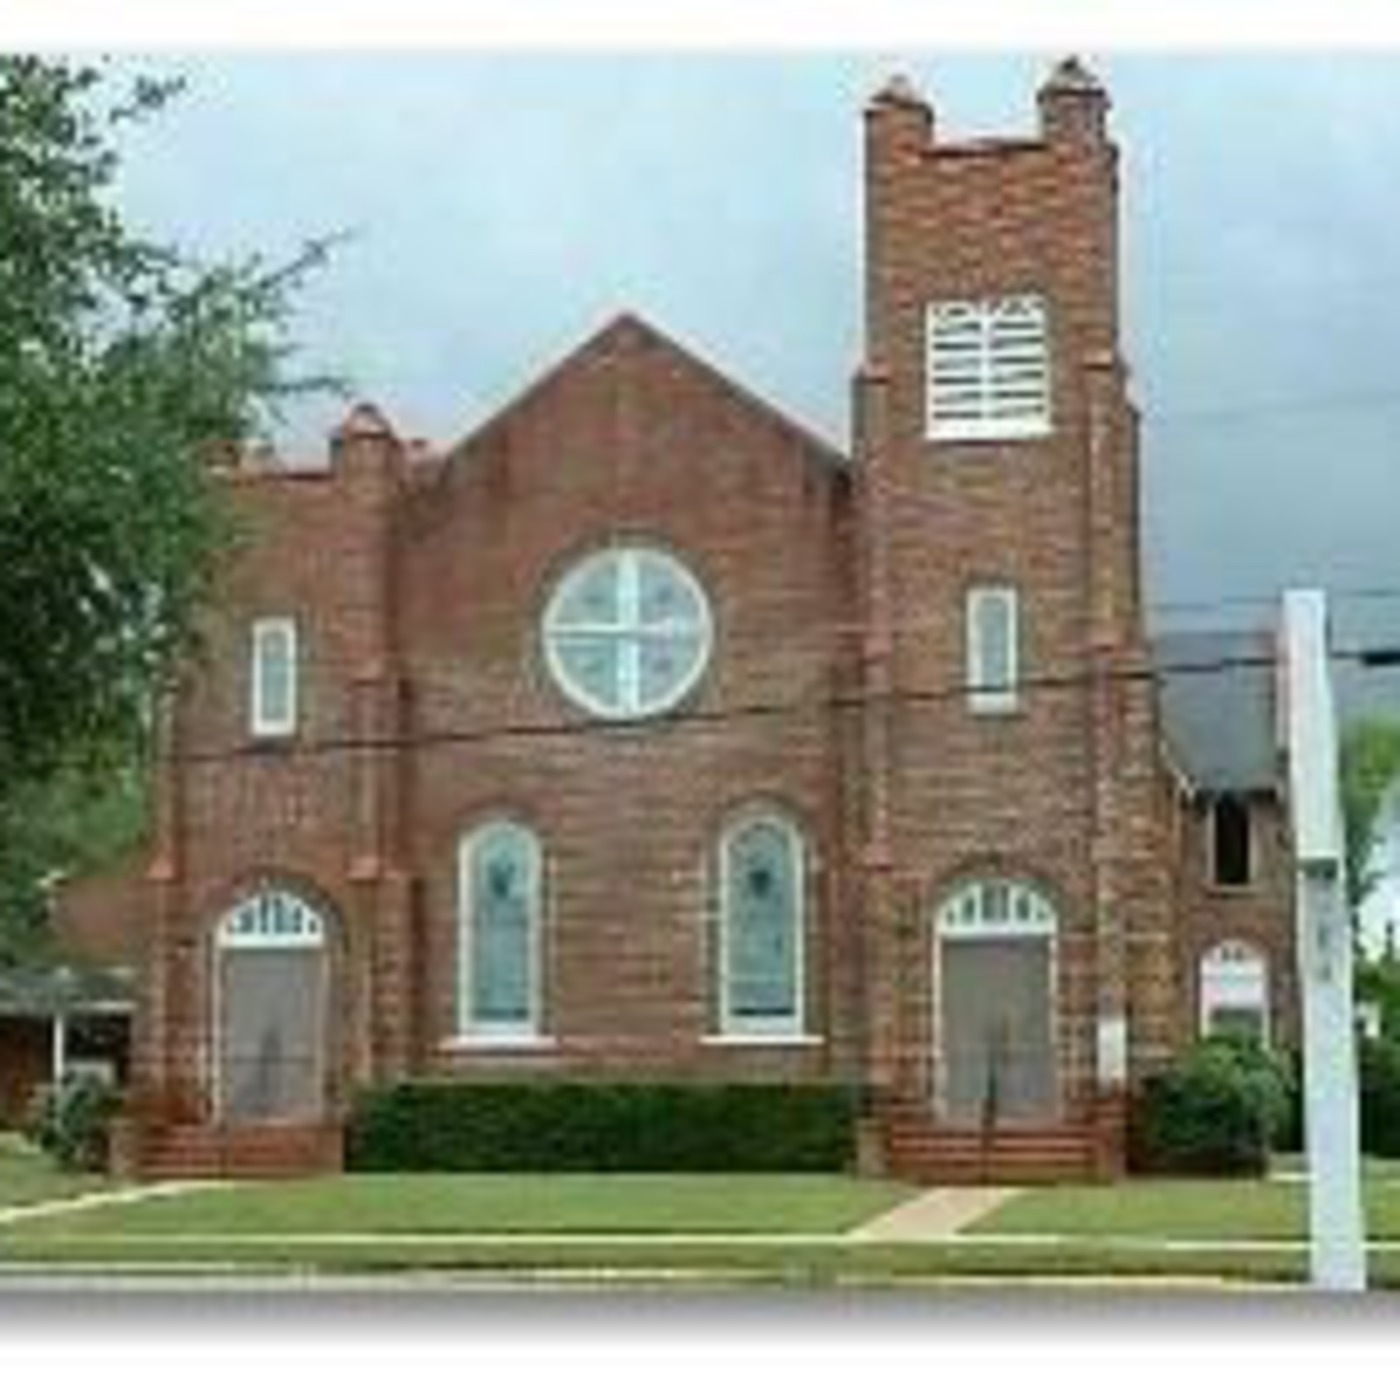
[0,963,136,1018]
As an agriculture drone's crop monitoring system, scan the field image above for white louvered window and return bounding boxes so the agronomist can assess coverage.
[966,586,1021,714]
[250,618,299,738]
[926,295,1051,441]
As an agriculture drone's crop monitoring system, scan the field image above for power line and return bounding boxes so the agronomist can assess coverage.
[1149,584,1400,618]
[1145,386,1400,429]
[166,644,1398,771]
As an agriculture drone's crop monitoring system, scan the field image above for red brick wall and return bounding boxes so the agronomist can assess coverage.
[146,317,863,1112]
[135,67,1284,1159]
[856,68,1174,1118]
[399,319,860,1080]
[52,853,148,967]
[1173,793,1297,1046]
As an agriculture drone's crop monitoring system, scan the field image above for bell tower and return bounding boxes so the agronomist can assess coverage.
[854,59,1171,1178]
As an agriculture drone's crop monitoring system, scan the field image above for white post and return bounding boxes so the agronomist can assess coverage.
[50,1012,68,1086]
[1283,588,1366,1291]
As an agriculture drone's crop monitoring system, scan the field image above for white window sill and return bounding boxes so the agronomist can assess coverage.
[927,421,1052,444]
[440,1034,558,1053]
[701,1033,825,1048]
[968,694,1021,717]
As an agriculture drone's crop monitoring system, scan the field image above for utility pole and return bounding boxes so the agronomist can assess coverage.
[1283,589,1366,1291]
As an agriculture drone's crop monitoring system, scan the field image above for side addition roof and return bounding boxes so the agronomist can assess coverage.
[1153,629,1280,794]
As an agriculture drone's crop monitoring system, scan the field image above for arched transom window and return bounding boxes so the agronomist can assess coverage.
[936,878,1058,940]
[458,821,543,1039]
[218,888,326,948]
[543,546,713,720]
[1199,939,1269,1043]
[719,815,806,1038]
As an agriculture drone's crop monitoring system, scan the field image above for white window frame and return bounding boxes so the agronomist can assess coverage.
[966,586,1021,715]
[925,295,1052,442]
[1207,794,1255,890]
[543,545,713,722]
[217,888,327,950]
[935,878,1058,943]
[1198,939,1270,1045]
[456,821,545,1044]
[250,617,299,739]
[716,813,807,1041]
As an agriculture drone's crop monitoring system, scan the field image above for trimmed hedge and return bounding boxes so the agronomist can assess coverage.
[1133,1036,1294,1177]
[346,1081,860,1173]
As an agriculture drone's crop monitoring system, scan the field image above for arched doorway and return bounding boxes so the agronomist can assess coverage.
[214,888,330,1124]
[935,878,1058,1124]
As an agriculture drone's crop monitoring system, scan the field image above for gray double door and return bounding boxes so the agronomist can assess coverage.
[939,937,1057,1123]
[217,947,327,1124]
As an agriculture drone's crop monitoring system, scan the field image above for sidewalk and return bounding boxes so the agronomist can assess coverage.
[0,1180,224,1229]
[849,1187,1021,1242]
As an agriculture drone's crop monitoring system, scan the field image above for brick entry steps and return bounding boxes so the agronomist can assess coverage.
[124,1122,344,1180]
[876,1107,1114,1184]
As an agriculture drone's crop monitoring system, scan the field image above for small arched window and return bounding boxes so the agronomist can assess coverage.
[459,822,543,1039]
[719,815,806,1038]
[218,888,326,948]
[936,878,1058,940]
[1199,939,1269,1044]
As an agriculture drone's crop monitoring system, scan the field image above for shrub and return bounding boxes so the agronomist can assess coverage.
[1134,1036,1294,1176]
[346,1081,860,1173]
[23,1073,122,1173]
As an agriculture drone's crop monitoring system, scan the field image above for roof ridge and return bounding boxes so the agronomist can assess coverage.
[444,311,848,471]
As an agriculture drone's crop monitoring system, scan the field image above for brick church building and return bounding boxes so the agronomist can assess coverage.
[110,59,1294,1179]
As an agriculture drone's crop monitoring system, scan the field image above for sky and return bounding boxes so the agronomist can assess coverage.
[108,51,1400,712]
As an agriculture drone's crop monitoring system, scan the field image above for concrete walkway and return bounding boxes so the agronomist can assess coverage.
[0,1180,226,1228]
[848,1186,1021,1242]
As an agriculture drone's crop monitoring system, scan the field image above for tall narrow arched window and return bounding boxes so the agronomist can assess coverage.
[719,815,806,1038]
[458,822,543,1039]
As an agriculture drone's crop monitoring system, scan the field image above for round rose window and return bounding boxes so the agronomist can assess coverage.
[543,546,713,720]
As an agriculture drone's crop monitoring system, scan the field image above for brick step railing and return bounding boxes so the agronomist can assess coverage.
[130,1122,343,1180]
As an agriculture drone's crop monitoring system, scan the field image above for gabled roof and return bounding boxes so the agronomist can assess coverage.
[445,312,849,475]
[1153,629,1280,794]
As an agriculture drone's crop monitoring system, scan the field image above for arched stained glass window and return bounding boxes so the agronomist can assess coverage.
[459,822,542,1037]
[720,815,805,1037]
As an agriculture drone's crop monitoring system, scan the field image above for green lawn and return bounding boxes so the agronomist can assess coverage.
[9,1158,1400,1288]
[3,1172,913,1239]
[0,1134,102,1210]
[971,1172,1400,1243]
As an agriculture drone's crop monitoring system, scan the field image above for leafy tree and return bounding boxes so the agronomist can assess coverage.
[0,760,149,967]
[1340,717,1400,930]
[0,55,335,812]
